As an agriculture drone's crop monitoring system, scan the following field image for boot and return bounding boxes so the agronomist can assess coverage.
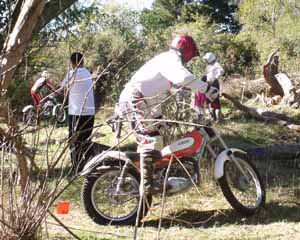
[143,159,163,194]
[141,150,164,195]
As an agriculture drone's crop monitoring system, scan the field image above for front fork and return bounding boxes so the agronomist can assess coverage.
[115,159,130,193]
[205,130,250,182]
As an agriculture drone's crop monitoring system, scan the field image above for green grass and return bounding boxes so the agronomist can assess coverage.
[8,109,300,239]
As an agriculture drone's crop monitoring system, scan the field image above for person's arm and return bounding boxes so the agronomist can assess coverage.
[161,58,209,93]
[60,72,69,88]
[45,79,56,92]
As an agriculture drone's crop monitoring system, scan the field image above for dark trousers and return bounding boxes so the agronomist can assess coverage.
[68,115,95,172]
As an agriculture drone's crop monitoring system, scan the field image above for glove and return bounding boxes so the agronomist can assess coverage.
[205,85,219,102]
[154,115,172,130]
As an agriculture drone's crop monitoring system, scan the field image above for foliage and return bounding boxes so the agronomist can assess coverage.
[203,0,240,32]
[141,0,240,33]
[42,1,93,40]
[0,0,15,47]
[238,0,300,73]
[71,4,145,106]
[7,0,300,110]
[0,0,7,31]
[171,18,259,77]
[140,0,213,32]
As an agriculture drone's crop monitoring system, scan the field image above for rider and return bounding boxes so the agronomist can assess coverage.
[116,35,219,194]
[31,70,56,106]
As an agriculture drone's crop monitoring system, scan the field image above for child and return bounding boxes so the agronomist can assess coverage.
[192,52,224,121]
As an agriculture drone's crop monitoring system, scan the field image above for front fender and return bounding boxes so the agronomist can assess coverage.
[22,105,34,113]
[214,148,246,179]
[80,151,132,177]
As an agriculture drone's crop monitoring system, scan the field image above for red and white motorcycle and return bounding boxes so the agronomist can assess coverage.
[80,120,265,225]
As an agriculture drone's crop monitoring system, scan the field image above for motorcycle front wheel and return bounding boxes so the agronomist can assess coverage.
[53,104,66,123]
[218,152,265,216]
[81,168,152,225]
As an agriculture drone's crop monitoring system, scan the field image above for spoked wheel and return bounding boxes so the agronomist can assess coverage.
[23,108,37,126]
[53,104,66,123]
[218,152,265,216]
[81,168,152,225]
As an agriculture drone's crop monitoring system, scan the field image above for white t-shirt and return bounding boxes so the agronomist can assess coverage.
[61,68,95,116]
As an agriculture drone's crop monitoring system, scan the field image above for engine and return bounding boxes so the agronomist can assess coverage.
[155,158,197,194]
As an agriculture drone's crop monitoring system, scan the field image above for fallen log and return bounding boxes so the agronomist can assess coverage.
[222,77,266,98]
[222,93,300,126]
[248,144,300,162]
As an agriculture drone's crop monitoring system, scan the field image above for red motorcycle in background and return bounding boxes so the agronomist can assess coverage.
[80,116,266,225]
[22,92,66,125]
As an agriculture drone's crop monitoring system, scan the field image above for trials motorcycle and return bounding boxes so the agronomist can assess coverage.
[22,92,66,125]
[80,119,266,225]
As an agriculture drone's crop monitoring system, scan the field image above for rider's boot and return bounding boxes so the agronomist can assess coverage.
[141,149,165,195]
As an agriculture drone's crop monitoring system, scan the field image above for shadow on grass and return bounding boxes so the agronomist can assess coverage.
[144,201,300,229]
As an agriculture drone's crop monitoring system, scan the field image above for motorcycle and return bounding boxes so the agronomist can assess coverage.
[80,117,266,226]
[22,92,66,125]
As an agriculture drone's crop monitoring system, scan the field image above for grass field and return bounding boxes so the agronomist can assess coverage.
[22,107,299,240]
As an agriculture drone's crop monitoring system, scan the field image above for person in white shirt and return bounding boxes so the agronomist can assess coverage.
[115,35,219,194]
[60,52,95,173]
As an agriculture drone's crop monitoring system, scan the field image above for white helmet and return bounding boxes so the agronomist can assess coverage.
[41,70,50,79]
[203,52,216,64]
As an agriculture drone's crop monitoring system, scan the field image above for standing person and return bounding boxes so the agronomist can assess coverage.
[31,70,55,106]
[115,35,219,194]
[60,52,95,173]
[204,52,224,121]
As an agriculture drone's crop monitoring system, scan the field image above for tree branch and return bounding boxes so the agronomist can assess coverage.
[34,0,77,32]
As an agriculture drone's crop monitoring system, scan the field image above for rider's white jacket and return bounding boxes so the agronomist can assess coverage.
[118,49,209,118]
[128,49,208,97]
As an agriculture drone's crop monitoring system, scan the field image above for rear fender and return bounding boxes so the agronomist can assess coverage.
[80,151,133,177]
[214,148,246,179]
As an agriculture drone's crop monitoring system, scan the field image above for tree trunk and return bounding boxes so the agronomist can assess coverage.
[0,0,46,193]
[263,50,284,97]
[222,77,266,99]
[0,0,46,92]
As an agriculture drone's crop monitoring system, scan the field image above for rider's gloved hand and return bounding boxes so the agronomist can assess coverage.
[201,75,207,82]
[205,85,219,102]
[154,115,173,130]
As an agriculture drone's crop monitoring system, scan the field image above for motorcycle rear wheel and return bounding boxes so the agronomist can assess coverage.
[81,168,152,225]
[218,152,265,216]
